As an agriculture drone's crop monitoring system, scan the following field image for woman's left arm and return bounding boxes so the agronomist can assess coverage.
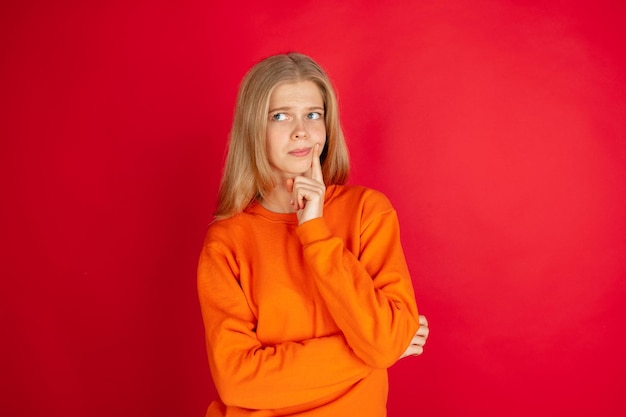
[296,196,420,369]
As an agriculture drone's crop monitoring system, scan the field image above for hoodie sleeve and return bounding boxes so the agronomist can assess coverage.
[296,191,419,369]
[197,240,372,410]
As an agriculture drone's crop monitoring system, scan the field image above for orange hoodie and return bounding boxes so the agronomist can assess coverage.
[197,184,419,416]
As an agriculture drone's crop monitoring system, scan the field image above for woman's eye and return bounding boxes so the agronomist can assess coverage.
[307,112,322,120]
[271,113,288,121]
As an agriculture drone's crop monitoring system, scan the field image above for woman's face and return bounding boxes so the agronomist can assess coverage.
[265,80,326,180]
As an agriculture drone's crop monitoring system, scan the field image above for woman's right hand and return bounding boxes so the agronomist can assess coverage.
[399,315,429,359]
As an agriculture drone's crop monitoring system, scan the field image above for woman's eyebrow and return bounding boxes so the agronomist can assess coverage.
[268,106,324,113]
[268,106,290,113]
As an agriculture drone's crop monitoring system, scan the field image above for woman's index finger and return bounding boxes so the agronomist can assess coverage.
[311,143,324,182]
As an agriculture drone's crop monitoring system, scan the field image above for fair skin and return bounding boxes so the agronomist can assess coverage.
[399,314,430,359]
[260,80,430,359]
[261,80,327,224]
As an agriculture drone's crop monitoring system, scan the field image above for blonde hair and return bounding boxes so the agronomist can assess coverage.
[214,52,350,219]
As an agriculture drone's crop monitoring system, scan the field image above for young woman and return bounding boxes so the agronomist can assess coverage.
[197,52,429,417]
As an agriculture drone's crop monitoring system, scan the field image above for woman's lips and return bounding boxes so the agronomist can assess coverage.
[289,147,311,157]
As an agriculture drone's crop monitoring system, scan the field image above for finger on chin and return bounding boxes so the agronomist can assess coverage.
[311,143,324,182]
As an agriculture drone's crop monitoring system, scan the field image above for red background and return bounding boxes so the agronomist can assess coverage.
[2,1,625,416]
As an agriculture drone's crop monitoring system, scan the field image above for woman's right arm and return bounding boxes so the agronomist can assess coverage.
[197,242,372,411]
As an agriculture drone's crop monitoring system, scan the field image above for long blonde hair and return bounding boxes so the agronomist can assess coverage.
[214,52,350,219]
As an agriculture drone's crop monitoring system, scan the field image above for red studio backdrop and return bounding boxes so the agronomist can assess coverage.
[1,1,625,416]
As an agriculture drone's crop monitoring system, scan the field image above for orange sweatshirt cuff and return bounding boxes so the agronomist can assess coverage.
[295,217,334,245]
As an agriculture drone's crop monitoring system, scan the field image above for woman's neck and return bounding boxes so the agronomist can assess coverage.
[257,182,295,214]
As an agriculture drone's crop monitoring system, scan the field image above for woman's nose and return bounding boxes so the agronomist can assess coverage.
[292,120,307,140]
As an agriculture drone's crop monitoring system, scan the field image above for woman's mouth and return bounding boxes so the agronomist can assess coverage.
[288,148,311,157]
